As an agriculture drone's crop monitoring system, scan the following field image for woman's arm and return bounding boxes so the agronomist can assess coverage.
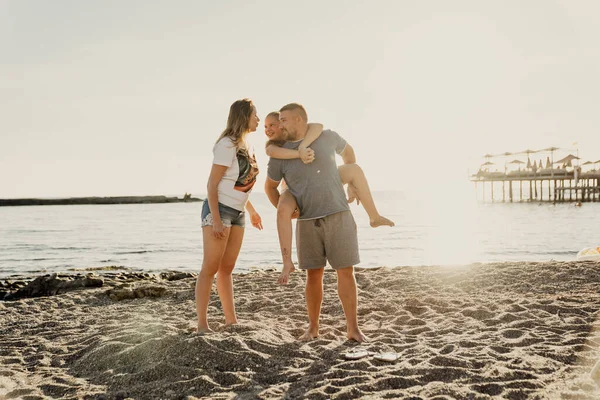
[206,164,228,239]
[245,200,263,230]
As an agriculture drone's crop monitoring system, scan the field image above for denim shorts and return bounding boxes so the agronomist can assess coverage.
[201,201,245,228]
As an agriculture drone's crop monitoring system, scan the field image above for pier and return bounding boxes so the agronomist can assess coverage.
[471,149,600,203]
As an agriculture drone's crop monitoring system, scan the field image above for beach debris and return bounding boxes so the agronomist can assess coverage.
[106,285,168,301]
[374,352,400,362]
[3,273,103,300]
[576,247,600,261]
[343,348,375,360]
[342,349,400,362]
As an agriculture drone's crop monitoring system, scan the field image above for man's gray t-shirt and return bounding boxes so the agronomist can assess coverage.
[267,129,350,220]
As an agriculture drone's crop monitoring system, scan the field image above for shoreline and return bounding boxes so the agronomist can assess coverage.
[0,195,202,207]
[2,261,600,399]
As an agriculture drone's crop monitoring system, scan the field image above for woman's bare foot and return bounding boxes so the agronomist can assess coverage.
[370,215,395,228]
[196,324,213,334]
[347,328,367,343]
[277,261,296,285]
[224,318,238,327]
[299,325,319,341]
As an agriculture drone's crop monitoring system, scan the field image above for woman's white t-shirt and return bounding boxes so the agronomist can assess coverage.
[212,137,259,211]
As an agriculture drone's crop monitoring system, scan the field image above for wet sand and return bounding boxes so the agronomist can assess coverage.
[2,261,600,399]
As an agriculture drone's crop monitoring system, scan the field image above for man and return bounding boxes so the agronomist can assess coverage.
[265,103,365,342]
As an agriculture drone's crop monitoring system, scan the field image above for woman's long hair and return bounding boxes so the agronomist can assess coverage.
[216,98,254,147]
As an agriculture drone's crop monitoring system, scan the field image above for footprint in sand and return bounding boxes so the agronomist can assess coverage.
[439,344,455,355]
[501,329,525,339]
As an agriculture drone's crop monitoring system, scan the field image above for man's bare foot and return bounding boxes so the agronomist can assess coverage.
[370,215,395,228]
[347,328,367,343]
[299,325,319,341]
[224,319,238,327]
[277,261,296,285]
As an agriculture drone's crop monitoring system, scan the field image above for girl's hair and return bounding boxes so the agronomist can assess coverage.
[266,111,280,120]
[216,98,255,147]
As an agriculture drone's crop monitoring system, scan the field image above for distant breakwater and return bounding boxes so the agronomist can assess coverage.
[0,195,203,207]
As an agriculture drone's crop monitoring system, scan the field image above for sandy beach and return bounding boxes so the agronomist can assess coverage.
[2,261,600,399]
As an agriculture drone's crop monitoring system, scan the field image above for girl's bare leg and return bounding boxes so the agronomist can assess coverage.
[215,226,244,326]
[277,191,298,284]
[338,164,394,228]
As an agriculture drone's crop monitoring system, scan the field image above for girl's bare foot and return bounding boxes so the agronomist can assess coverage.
[370,215,395,228]
[299,325,319,341]
[277,261,296,285]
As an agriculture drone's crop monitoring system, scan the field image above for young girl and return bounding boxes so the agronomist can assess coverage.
[264,111,394,285]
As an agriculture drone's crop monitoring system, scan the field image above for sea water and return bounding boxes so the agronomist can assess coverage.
[1,191,598,278]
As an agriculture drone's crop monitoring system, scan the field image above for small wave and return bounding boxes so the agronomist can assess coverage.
[50,246,92,251]
[0,245,92,252]
[114,249,174,255]
[1,257,79,262]
[483,250,576,257]
[6,229,71,234]
[361,246,425,252]
[68,265,131,271]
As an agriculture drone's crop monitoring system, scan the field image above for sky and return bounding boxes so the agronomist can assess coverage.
[1,0,599,198]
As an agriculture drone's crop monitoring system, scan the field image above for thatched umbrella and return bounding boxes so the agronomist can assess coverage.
[480,161,494,172]
[582,161,594,172]
[501,152,513,173]
[554,154,580,166]
[508,159,525,171]
[543,147,559,158]
[518,149,538,156]
[543,147,559,175]
[518,149,536,171]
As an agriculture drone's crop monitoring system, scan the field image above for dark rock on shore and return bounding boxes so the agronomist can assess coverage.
[0,195,203,207]
[1,270,197,301]
[3,273,104,300]
[160,271,196,281]
[106,285,168,301]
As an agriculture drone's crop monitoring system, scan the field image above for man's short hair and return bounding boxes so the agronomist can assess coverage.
[266,111,280,120]
[279,103,308,123]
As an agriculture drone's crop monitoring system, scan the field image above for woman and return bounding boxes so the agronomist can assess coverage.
[196,98,263,333]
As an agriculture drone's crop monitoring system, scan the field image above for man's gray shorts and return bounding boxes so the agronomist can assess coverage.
[296,210,360,270]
